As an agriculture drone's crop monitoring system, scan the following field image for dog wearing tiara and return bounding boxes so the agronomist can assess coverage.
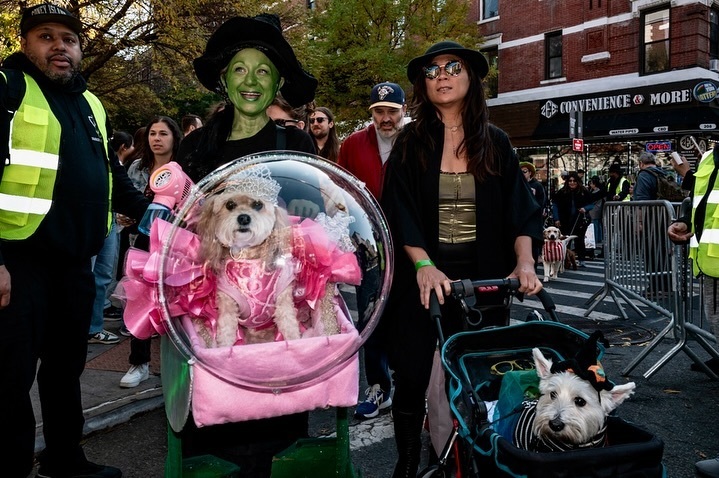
[195,165,301,347]
[514,331,636,452]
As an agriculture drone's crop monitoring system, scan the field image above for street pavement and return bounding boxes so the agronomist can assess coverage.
[26,258,719,477]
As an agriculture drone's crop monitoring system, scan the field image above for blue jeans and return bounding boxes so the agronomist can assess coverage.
[89,220,120,335]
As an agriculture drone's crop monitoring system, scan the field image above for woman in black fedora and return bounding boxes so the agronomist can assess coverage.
[174,14,318,476]
[381,41,543,477]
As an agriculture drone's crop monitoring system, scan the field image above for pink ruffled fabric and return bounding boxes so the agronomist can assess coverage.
[292,217,362,309]
[120,219,217,339]
[120,217,361,341]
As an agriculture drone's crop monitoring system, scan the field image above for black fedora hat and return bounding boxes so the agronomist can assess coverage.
[407,41,489,83]
[193,14,317,107]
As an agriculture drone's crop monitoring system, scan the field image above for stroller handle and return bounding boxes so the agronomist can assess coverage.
[430,278,559,345]
[449,278,559,323]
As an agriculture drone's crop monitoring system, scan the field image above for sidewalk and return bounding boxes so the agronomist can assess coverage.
[31,328,165,455]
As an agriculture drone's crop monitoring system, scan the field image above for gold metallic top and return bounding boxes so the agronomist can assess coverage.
[438,172,476,243]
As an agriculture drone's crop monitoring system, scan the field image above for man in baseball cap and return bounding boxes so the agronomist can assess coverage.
[369,81,406,110]
[337,81,406,420]
[0,2,148,477]
[20,2,83,36]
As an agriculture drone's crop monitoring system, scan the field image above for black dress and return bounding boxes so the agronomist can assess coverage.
[380,119,543,413]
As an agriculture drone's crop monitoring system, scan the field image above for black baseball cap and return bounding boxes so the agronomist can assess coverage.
[20,3,83,36]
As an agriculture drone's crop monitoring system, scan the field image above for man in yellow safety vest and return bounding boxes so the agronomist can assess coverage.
[0,4,148,477]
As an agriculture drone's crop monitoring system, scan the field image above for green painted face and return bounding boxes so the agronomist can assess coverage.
[222,48,283,118]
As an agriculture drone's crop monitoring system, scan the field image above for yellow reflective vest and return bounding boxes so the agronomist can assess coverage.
[0,71,112,240]
[608,176,631,201]
[689,149,719,277]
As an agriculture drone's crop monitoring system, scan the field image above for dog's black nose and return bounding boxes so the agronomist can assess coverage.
[549,418,565,432]
[237,214,251,227]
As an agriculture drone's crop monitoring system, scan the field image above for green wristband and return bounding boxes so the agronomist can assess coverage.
[415,259,435,271]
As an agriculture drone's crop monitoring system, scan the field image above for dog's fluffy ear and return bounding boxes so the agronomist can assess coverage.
[600,382,636,413]
[532,347,554,379]
[197,195,224,271]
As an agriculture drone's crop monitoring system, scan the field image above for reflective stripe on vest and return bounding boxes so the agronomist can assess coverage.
[0,72,112,239]
[608,176,631,201]
[689,150,719,277]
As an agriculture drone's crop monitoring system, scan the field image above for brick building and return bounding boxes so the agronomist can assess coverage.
[475,0,719,186]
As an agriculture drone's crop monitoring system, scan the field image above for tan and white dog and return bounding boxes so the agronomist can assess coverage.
[196,167,301,347]
[541,227,576,282]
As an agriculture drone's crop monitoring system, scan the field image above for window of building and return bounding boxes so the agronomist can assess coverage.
[711,9,719,59]
[481,0,498,21]
[482,47,498,98]
[545,31,562,79]
[641,8,669,74]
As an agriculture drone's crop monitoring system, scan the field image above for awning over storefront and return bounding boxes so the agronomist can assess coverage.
[490,78,719,147]
[534,103,719,142]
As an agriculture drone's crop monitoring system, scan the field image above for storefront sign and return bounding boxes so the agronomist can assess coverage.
[609,128,639,136]
[540,80,715,120]
[645,141,672,152]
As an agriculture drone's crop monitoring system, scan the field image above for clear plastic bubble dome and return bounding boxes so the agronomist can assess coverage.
[155,151,393,391]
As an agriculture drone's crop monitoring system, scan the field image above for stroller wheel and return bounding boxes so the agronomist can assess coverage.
[417,465,450,478]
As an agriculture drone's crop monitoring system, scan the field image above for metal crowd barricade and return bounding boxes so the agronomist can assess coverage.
[585,200,677,322]
[626,261,719,380]
[588,200,719,379]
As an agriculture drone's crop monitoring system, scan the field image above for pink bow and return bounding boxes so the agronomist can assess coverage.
[122,219,217,339]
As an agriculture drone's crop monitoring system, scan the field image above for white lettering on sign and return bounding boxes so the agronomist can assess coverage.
[609,129,639,135]
[559,95,632,114]
[541,100,559,119]
[649,89,691,105]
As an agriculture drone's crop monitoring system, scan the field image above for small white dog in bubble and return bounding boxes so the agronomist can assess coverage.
[514,331,636,452]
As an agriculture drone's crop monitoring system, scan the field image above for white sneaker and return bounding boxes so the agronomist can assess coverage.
[120,363,149,388]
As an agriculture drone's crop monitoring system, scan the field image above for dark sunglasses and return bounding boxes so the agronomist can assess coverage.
[309,117,327,124]
[423,60,463,80]
[273,118,299,127]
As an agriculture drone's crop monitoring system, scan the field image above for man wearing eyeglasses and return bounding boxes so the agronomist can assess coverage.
[338,81,406,420]
[309,107,340,162]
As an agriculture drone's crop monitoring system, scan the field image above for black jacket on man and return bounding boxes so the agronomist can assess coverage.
[0,53,149,264]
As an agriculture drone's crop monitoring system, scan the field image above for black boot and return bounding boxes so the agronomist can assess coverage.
[392,410,425,478]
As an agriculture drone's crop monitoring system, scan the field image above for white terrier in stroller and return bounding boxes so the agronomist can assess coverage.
[514,331,636,452]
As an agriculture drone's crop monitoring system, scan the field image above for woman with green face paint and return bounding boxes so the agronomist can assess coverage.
[178,13,318,183]
[222,48,284,136]
[174,13,318,476]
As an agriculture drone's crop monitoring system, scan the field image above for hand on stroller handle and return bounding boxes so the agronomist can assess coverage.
[429,277,559,343]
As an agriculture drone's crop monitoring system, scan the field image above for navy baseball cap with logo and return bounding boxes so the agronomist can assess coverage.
[21,3,83,36]
[369,82,405,110]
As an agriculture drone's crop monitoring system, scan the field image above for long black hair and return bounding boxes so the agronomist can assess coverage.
[401,55,497,182]
[184,106,235,180]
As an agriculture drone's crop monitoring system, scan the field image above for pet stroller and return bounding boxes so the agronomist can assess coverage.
[420,279,665,478]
